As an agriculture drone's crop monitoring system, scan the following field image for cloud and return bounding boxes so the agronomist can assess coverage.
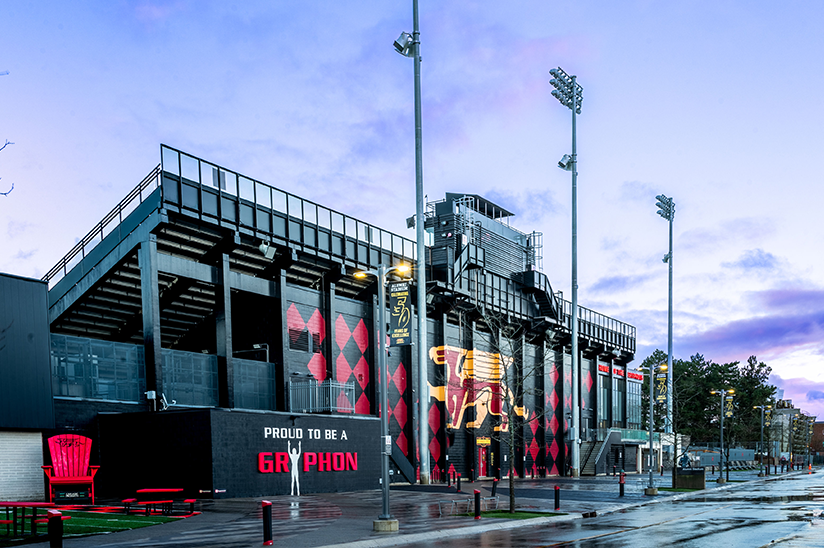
[13,249,36,261]
[722,248,780,270]
[756,289,824,315]
[678,308,824,365]
[590,273,654,294]
[680,217,777,252]
[483,189,563,227]
[771,375,824,417]
[619,180,660,202]
[7,220,32,238]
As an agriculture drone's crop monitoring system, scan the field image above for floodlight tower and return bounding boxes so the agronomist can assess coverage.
[394,0,429,485]
[549,66,583,477]
[655,194,675,439]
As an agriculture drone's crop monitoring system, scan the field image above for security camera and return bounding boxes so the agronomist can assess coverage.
[662,253,670,263]
[558,154,573,171]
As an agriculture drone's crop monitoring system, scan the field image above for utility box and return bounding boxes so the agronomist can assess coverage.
[673,467,706,490]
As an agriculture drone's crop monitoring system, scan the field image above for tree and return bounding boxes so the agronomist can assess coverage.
[442,307,550,513]
[640,350,777,467]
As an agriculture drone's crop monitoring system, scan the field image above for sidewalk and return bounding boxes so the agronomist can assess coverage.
[28,468,807,548]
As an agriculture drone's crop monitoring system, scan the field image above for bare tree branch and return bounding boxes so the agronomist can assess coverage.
[1,139,14,196]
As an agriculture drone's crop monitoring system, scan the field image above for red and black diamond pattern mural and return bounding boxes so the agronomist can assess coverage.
[386,354,412,457]
[545,360,562,475]
[333,313,371,415]
[286,303,326,380]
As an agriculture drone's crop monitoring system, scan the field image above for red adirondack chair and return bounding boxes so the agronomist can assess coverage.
[42,434,100,504]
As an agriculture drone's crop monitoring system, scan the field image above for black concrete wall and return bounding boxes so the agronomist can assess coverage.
[98,409,380,499]
[0,273,54,430]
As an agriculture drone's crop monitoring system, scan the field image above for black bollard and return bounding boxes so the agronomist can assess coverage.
[447,471,452,487]
[48,510,63,548]
[456,474,462,493]
[474,490,481,520]
[554,485,560,511]
[262,500,273,546]
[613,465,616,476]
[619,471,625,497]
[491,478,498,497]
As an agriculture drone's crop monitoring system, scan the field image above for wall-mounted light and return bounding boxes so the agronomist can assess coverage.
[259,241,276,260]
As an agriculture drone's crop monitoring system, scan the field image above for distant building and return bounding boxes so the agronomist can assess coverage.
[3,145,645,499]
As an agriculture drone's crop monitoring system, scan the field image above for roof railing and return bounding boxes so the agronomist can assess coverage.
[42,166,161,286]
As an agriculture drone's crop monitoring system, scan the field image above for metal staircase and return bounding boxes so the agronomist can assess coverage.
[581,441,604,476]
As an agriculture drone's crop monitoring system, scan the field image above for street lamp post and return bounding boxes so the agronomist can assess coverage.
[754,405,771,477]
[549,66,583,477]
[394,0,429,485]
[355,264,409,531]
[655,195,675,446]
[711,389,734,483]
[643,363,667,494]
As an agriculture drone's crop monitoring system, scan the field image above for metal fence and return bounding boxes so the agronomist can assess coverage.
[162,349,219,407]
[50,334,146,402]
[288,379,355,414]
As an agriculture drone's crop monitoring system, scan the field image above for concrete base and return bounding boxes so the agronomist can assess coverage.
[717,477,726,484]
[373,519,399,532]
[758,473,764,477]
[644,487,658,496]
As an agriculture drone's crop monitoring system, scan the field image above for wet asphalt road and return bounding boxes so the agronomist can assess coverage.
[400,473,824,548]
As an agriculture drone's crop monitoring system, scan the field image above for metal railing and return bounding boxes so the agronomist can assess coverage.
[288,379,355,414]
[559,299,637,352]
[160,145,417,264]
[42,166,162,286]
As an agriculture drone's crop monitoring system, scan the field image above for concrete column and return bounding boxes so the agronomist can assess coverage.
[139,235,162,410]
[216,253,233,408]
[278,272,289,411]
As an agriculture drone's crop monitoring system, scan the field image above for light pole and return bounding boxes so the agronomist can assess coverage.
[655,194,675,444]
[754,405,771,476]
[394,0,429,485]
[355,263,410,531]
[549,66,583,477]
[710,388,734,483]
[642,362,667,494]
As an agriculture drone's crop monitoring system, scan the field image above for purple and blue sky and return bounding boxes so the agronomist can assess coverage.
[2,2,823,417]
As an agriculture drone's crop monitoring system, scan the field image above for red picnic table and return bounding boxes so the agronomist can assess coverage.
[0,501,56,537]
[124,489,194,515]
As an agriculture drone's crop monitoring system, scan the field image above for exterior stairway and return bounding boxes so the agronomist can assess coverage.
[581,441,604,476]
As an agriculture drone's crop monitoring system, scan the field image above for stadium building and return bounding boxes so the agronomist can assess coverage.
[1,145,650,499]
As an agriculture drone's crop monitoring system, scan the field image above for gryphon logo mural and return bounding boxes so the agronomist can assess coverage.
[428,345,522,431]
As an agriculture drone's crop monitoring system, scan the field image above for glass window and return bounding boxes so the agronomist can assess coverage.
[272,189,287,213]
[221,170,237,195]
[331,212,344,234]
[161,147,180,175]
[288,195,302,218]
[317,206,331,229]
[598,375,609,428]
[612,377,625,427]
[255,182,271,208]
[239,176,254,201]
[627,381,642,429]
[180,155,199,183]
[201,162,220,189]
[304,203,317,225]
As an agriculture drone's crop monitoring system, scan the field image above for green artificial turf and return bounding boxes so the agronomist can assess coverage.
[0,511,177,547]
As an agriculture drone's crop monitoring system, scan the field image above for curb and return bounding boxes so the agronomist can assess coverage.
[314,470,817,548]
